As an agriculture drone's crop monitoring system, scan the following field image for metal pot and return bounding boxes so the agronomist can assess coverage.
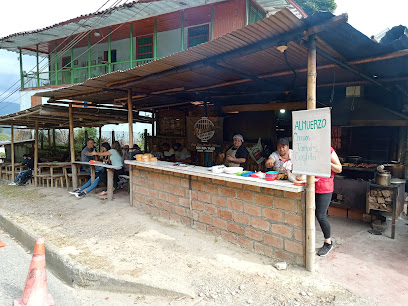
[384,163,406,179]
[347,156,362,164]
[375,171,391,186]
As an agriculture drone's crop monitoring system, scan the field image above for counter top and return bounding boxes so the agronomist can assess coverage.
[125,160,305,193]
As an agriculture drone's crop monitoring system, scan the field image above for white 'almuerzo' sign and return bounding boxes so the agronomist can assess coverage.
[292,107,331,177]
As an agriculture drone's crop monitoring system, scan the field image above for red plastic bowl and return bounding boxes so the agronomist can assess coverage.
[265,176,278,181]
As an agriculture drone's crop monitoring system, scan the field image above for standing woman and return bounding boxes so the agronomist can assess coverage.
[315,147,342,256]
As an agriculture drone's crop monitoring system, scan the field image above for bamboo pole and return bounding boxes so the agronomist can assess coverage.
[306,34,316,272]
[69,103,78,189]
[11,124,15,180]
[99,126,102,151]
[128,89,134,148]
[34,121,39,186]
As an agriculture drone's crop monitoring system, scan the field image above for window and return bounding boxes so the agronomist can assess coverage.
[103,50,117,63]
[188,24,209,48]
[62,56,71,69]
[136,35,154,60]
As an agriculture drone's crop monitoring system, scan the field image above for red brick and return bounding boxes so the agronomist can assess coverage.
[221,231,236,243]
[212,195,227,207]
[233,212,250,225]
[244,204,262,216]
[151,206,159,215]
[236,190,253,202]
[285,240,303,255]
[159,192,167,201]
[228,223,244,235]
[264,233,283,248]
[170,213,181,222]
[271,224,292,238]
[192,181,205,191]
[227,199,243,211]
[206,184,219,195]
[297,202,304,214]
[170,176,181,186]
[254,242,274,257]
[155,200,165,209]
[191,191,197,200]
[294,229,303,242]
[149,190,158,198]
[201,177,212,183]
[245,228,263,241]
[181,217,191,226]
[207,226,221,236]
[263,208,283,222]
[251,218,270,231]
[328,206,347,218]
[212,179,226,186]
[164,184,174,193]
[218,209,233,220]
[195,222,207,232]
[133,185,140,193]
[226,181,242,188]
[254,194,274,207]
[149,172,159,181]
[160,174,170,183]
[139,187,149,196]
[274,198,296,212]
[175,206,186,216]
[274,250,294,262]
[154,181,164,190]
[213,217,228,230]
[246,185,261,192]
[204,204,217,216]
[146,181,154,189]
[220,187,236,198]
[284,191,302,199]
[160,210,170,219]
[237,236,254,250]
[199,214,212,225]
[180,178,189,188]
[261,187,274,195]
[285,213,302,227]
[145,197,154,205]
[192,200,203,211]
[197,191,211,203]
[348,209,364,220]
[274,190,284,196]
[192,211,199,221]
[168,194,178,204]
[165,203,174,212]
[174,187,185,197]
[179,197,190,208]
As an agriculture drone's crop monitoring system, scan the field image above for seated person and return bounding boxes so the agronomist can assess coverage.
[81,139,103,173]
[161,143,175,162]
[265,138,293,173]
[220,134,248,167]
[173,143,191,163]
[151,144,163,159]
[8,154,34,186]
[128,144,143,160]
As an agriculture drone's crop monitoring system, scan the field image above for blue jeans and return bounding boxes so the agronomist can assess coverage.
[14,170,30,183]
[79,169,105,193]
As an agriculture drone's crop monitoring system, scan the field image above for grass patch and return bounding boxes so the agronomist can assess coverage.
[0,185,46,201]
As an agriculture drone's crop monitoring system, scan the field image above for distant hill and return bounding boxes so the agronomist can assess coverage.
[0,102,19,116]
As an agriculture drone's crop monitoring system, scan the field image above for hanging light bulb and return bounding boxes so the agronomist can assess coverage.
[94,30,101,37]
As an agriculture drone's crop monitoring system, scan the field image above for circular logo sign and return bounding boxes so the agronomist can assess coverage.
[194,117,215,143]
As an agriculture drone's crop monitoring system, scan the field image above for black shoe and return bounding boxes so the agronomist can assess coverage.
[69,188,81,195]
[317,242,333,257]
[75,191,86,199]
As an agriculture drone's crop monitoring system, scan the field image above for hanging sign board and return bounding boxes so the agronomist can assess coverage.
[186,117,223,153]
[292,107,331,177]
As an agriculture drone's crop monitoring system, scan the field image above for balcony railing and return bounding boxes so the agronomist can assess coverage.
[23,58,155,88]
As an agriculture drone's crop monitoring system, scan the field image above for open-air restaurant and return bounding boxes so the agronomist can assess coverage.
[1,8,407,271]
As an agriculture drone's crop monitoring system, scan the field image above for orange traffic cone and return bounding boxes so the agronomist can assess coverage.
[0,239,5,247]
[14,237,54,306]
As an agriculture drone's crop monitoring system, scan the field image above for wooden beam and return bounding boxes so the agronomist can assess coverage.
[54,88,102,100]
[106,76,142,88]
[128,89,134,148]
[69,103,78,189]
[187,79,250,92]
[222,102,306,113]
[11,124,14,181]
[151,87,185,95]
[114,94,147,102]
[34,121,39,186]
[99,126,102,151]
[304,14,348,37]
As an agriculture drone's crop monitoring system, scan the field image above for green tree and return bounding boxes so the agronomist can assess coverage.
[296,0,337,16]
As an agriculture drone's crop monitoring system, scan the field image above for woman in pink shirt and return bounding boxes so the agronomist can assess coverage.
[315,147,342,257]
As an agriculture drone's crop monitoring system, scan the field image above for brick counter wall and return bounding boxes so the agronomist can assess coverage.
[131,166,306,265]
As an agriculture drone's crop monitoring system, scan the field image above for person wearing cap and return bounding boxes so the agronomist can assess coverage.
[220,134,248,167]
[265,138,293,172]
[173,143,191,163]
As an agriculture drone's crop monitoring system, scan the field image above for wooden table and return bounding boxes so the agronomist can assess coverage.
[2,163,26,181]
[37,162,72,187]
[72,162,122,201]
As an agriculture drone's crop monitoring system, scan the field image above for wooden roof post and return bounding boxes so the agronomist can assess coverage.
[128,89,134,148]
[99,126,102,151]
[69,103,78,189]
[34,121,39,186]
[306,34,317,272]
[11,124,15,181]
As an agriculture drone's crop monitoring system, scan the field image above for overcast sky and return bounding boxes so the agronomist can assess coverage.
[0,0,407,112]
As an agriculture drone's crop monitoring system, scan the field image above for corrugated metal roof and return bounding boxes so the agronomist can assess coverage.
[0,0,303,55]
[33,9,408,111]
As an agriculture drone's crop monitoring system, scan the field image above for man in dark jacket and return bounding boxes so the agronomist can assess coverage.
[8,154,34,186]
